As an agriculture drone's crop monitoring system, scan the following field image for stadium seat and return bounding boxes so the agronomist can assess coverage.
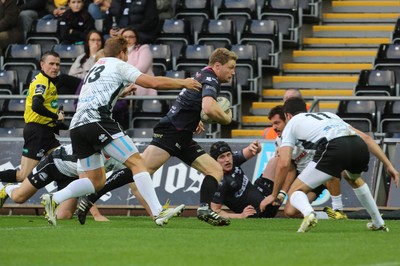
[175,44,214,77]
[355,69,397,96]
[174,0,212,34]
[0,127,24,138]
[337,100,377,133]
[155,19,191,59]
[149,44,173,76]
[238,19,282,70]
[3,44,41,87]
[126,127,153,139]
[258,0,303,45]
[374,44,400,93]
[0,70,18,94]
[214,0,258,33]
[230,44,261,95]
[380,101,400,136]
[26,18,60,53]
[51,44,84,74]
[195,19,236,48]
[21,69,41,95]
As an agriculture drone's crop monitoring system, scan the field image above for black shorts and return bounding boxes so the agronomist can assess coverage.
[70,121,124,159]
[254,176,279,218]
[27,154,77,190]
[313,135,369,177]
[150,122,206,166]
[23,123,61,160]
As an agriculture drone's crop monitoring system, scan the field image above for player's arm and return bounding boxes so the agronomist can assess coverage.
[242,140,261,160]
[202,96,232,125]
[351,127,399,188]
[211,202,256,219]
[135,74,201,91]
[31,95,63,121]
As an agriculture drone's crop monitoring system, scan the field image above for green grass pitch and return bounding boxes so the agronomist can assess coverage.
[1,215,399,266]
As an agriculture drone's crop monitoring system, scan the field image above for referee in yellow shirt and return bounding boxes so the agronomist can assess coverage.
[0,51,65,183]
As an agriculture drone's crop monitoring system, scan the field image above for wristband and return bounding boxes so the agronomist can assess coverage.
[278,190,287,199]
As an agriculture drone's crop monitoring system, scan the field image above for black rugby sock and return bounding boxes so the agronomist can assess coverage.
[199,175,219,206]
[87,168,133,203]
[0,169,17,183]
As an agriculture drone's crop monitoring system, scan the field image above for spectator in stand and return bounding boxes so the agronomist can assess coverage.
[88,0,111,20]
[44,0,68,20]
[156,0,173,20]
[69,29,104,79]
[18,0,48,41]
[122,27,156,96]
[58,0,95,44]
[111,27,157,129]
[0,0,23,53]
[106,0,160,43]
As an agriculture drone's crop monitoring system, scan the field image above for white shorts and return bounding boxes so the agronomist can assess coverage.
[297,161,332,189]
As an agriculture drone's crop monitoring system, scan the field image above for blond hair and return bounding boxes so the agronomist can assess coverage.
[103,36,128,57]
[208,48,238,66]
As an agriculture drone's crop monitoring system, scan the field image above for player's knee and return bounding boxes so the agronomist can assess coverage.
[57,210,74,219]
[12,194,28,204]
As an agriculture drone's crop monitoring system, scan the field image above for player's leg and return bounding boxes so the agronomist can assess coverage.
[104,136,183,226]
[324,176,347,220]
[76,168,133,224]
[57,198,78,219]
[40,155,100,226]
[0,178,37,207]
[343,171,388,231]
[289,161,332,232]
[17,156,39,182]
[191,153,230,226]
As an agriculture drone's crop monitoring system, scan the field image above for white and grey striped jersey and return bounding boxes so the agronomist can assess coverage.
[276,137,315,173]
[280,112,356,152]
[70,57,142,129]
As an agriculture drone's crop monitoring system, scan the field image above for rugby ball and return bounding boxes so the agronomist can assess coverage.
[200,96,231,124]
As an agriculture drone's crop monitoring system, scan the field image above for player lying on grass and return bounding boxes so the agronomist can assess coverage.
[0,144,183,223]
[0,144,107,220]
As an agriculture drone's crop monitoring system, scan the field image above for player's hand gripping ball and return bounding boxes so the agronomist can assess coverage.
[200,97,231,124]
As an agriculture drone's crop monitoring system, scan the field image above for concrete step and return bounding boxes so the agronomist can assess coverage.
[272,75,358,89]
[251,101,340,115]
[332,1,400,13]
[312,25,394,38]
[292,50,377,63]
[262,89,354,99]
[303,37,390,48]
[242,116,271,127]
[323,13,400,23]
[231,129,264,139]
[283,63,372,74]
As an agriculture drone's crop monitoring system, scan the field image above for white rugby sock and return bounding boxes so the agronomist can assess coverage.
[290,191,315,217]
[132,172,162,216]
[53,178,95,204]
[5,184,20,198]
[331,194,344,210]
[353,183,384,227]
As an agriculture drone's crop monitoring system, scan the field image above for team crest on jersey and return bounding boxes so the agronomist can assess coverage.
[35,84,46,94]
